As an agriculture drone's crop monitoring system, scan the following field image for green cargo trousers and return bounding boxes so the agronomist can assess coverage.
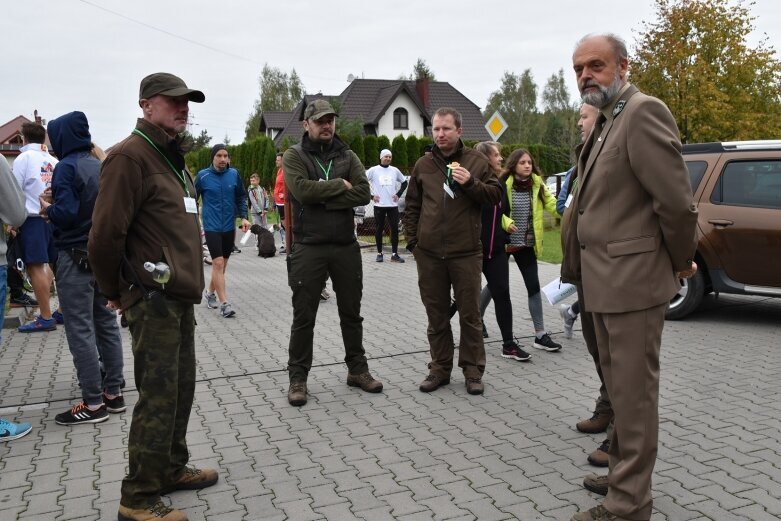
[120,298,196,508]
[287,241,368,382]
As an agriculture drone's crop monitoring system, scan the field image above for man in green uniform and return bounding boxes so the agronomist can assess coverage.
[283,99,382,406]
[89,72,218,521]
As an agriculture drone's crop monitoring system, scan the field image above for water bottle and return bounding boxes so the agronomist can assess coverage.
[143,261,170,285]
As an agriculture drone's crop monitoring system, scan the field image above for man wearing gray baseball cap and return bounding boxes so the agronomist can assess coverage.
[89,72,216,521]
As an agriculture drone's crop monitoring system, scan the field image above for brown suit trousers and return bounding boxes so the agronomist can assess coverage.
[592,302,667,521]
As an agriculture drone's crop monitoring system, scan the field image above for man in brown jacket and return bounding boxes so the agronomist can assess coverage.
[89,73,218,521]
[566,35,698,521]
[403,107,502,396]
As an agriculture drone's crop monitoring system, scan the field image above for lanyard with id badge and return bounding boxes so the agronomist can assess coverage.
[132,129,198,213]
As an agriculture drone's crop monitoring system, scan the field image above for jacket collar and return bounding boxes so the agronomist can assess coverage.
[134,118,193,155]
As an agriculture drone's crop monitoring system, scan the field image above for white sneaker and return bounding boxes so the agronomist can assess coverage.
[204,291,218,309]
[559,304,577,339]
[220,302,236,318]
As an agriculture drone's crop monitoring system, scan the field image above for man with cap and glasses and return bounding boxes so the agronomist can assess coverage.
[89,72,217,521]
[282,98,382,406]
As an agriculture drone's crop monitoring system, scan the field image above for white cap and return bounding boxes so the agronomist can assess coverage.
[380,149,392,159]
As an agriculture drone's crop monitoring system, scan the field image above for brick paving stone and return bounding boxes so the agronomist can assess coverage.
[1,253,780,520]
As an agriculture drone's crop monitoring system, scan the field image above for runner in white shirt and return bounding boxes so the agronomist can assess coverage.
[365,149,407,263]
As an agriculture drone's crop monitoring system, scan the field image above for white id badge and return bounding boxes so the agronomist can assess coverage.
[565,194,574,208]
[443,182,455,199]
[183,197,198,214]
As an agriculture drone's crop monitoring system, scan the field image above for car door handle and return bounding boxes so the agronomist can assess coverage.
[708,219,734,227]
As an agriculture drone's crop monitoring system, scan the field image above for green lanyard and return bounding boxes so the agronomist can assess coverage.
[314,158,333,180]
[132,129,191,197]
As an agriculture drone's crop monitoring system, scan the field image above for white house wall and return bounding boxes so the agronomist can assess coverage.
[375,92,425,139]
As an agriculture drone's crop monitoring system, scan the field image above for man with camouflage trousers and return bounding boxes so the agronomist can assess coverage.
[89,73,218,521]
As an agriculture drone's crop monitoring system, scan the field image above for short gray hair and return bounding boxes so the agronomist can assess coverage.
[575,33,628,65]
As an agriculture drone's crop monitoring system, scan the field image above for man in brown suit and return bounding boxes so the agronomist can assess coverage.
[565,34,698,521]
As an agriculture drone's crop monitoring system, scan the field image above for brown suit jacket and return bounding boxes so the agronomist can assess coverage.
[572,85,698,313]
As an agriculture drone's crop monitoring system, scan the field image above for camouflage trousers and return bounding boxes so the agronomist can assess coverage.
[120,297,196,508]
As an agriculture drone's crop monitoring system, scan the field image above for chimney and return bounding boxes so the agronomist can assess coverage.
[34,109,42,124]
[416,78,430,110]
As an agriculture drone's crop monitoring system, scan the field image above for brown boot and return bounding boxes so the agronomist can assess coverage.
[288,382,307,406]
[576,411,613,433]
[161,466,218,494]
[465,377,484,395]
[570,504,629,521]
[588,439,610,467]
[419,374,449,392]
[583,473,608,496]
[346,372,383,393]
[118,501,187,521]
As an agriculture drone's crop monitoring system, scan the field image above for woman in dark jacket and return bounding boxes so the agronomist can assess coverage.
[474,141,531,362]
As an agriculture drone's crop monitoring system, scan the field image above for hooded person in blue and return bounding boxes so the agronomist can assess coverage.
[40,111,125,425]
[194,144,250,318]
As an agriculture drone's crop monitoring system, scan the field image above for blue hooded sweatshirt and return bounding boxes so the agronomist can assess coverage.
[195,164,247,233]
[46,111,101,250]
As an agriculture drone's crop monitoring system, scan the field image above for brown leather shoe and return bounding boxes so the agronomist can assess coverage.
[346,372,383,393]
[118,501,188,521]
[570,504,629,521]
[419,374,449,392]
[465,377,484,395]
[576,411,613,433]
[161,466,218,494]
[588,439,610,467]
[288,382,307,406]
[583,473,608,496]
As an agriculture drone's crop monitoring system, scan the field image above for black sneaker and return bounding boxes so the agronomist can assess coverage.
[501,341,531,361]
[55,402,109,425]
[533,333,562,352]
[103,393,126,413]
[376,253,384,262]
[390,253,405,263]
[10,293,38,307]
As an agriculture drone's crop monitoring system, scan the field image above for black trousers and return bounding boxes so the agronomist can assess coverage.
[286,241,368,382]
[374,206,400,254]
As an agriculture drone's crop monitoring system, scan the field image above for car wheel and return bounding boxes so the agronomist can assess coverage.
[666,269,705,320]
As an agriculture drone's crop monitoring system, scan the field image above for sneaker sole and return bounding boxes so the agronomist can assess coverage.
[501,352,531,361]
[19,325,57,333]
[1,427,32,441]
[532,343,562,352]
[106,406,127,414]
[55,414,109,426]
[222,312,236,318]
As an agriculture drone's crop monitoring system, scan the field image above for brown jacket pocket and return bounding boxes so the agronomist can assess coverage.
[606,235,657,257]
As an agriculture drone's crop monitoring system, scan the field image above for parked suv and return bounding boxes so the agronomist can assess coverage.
[667,140,781,319]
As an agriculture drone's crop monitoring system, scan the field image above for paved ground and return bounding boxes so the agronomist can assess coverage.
[1,240,780,520]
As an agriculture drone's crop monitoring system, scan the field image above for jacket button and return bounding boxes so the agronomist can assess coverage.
[578,209,584,215]
[580,244,586,250]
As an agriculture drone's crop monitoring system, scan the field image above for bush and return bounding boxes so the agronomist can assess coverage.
[363,135,379,167]
[390,135,408,173]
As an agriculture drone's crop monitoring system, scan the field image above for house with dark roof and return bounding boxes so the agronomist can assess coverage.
[261,78,490,146]
[0,110,52,167]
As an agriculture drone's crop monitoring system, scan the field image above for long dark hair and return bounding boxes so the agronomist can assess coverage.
[504,148,542,191]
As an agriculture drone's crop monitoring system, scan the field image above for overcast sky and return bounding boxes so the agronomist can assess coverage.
[3,0,779,148]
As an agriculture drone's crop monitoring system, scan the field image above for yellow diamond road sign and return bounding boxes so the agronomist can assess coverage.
[485,111,508,141]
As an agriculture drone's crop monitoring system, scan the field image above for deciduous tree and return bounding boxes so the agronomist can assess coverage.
[483,70,540,144]
[631,0,781,142]
[245,64,305,141]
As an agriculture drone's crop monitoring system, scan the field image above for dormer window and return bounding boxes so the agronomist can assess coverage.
[393,108,408,130]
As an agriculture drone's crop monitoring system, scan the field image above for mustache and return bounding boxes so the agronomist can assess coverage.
[581,80,604,91]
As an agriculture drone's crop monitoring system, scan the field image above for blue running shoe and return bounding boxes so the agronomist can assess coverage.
[52,310,65,325]
[0,418,33,441]
[18,315,56,333]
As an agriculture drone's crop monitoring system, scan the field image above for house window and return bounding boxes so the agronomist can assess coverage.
[393,108,408,129]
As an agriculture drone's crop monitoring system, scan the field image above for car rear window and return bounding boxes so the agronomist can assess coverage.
[710,160,781,209]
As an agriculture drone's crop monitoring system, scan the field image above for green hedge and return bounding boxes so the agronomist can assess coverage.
[186,134,571,181]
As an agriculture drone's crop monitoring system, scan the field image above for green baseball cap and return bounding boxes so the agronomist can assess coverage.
[139,72,205,103]
[304,99,338,120]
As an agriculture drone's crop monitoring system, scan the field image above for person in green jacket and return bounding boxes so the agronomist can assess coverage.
[503,148,563,352]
